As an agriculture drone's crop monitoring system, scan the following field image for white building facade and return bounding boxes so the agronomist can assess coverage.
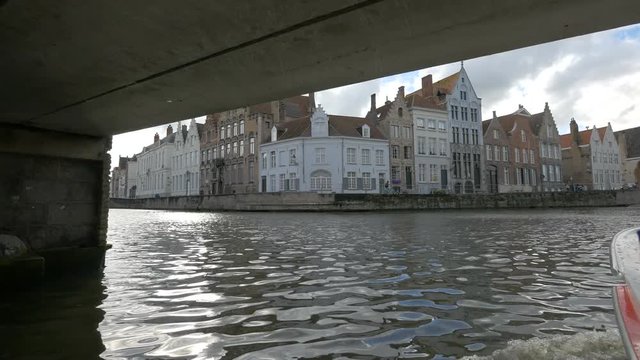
[170,119,202,196]
[133,130,175,198]
[591,123,623,190]
[259,107,390,193]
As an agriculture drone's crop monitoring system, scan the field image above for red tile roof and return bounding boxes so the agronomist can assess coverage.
[433,71,460,95]
[559,128,603,149]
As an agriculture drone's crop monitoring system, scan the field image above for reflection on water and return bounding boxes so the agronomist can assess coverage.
[2,207,639,359]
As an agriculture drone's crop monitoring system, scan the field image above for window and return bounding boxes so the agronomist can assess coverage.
[347,148,356,164]
[233,122,238,136]
[521,129,526,142]
[451,105,459,120]
[250,137,255,154]
[430,164,439,182]
[248,161,254,181]
[220,145,225,158]
[439,139,447,156]
[270,151,276,167]
[315,148,326,164]
[438,121,446,132]
[289,172,297,190]
[460,91,467,100]
[310,170,332,190]
[233,141,238,155]
[529,149,534,164]
[530,169,537,186]
[515,148,520,163]
[462,128,469,144]
[270,175,276,192]
[522,148,528,163]
[486,145,492,160]
[289,149,297,165]
[494,145,500,161]
[391,166,400,180]
[279,174,286,191]
[240,120,245,135]
[452,127,460,143]
[472,129,479,145]
[208,149,212,161]
[502,146,508,162]
[239,140,245,156]
[504,167,510,185]
[461,107,468,121]
[347,171,357,189]
[417,118,425,128]
[543,164,548,182]
[470,108,478,122]
[427,119,436,129]
[279,151,285,166]
[419,164,426,182]
[392,145,399,159]
[398,107,403,117]
[493,129,499,139]
[220,128,225,140]
[362,149,371,164]
[404,146,412,159]
[555,165,561,182]
[362,172,371,189]
[376,150,384,165]
[226,125,231,138]
[226,143,231,155]
[418,137,426,155]
[429,138,436,155]
[391,125,400,138]
[362,126,370,138]
[403,126,411,139]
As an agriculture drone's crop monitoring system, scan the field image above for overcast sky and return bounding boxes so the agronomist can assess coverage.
[111,23,640,169]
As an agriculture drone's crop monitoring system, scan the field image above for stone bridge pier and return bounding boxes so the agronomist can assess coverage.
[0,124,111,283]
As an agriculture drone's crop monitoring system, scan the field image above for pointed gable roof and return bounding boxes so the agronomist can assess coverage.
[433,71,460,95]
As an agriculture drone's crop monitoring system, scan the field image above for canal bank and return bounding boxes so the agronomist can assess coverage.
[109,189,640,212]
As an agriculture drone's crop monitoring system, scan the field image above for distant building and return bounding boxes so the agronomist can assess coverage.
[482,112,511,193]
[484,107,541,193]
[405,75,450,194]
[367,87,414,193]
[200,95,313,195]
[435,65,485,194]
[110,156,130,198]
[615,126,640,186]
[133,126,175,198]
[260,106,389,193]
[170,119,203,196]
[529,103,564,192]
[560,119,623,190]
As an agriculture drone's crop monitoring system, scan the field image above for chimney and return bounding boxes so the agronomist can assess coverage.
[370,94,376,112]
[422,75,433,97]
[544,102,550,112]
[166,125,173,136]
[519,104,523,109]
[398,86,405,99]
[492,110,497,119]
[308,92,316,115]
[153,132,160,143]
[570,118,579,144]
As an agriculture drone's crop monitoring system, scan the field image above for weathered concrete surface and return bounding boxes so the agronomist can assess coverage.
[110,190,640,212]
[0,125,111,277]
[2,1,640,136]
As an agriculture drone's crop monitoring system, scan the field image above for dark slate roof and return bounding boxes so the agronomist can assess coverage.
[615,126,640,158]
[277,115,386,141]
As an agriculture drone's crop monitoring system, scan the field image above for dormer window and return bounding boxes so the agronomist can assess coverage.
[362,124,370,138]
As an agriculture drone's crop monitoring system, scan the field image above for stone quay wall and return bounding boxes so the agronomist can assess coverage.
[110,189,640,212]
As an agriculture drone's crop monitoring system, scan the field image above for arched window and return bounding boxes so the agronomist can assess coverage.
[310,170,332,191]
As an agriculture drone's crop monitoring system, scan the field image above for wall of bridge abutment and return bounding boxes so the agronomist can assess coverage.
[0,124,111,284]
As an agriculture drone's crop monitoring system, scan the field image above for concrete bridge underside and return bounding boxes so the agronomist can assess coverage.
[0,0,639,280]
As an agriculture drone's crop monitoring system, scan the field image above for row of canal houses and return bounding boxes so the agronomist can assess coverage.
[111,65,636,199]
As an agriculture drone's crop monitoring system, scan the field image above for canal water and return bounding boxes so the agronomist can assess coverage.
[2,207,639,359]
